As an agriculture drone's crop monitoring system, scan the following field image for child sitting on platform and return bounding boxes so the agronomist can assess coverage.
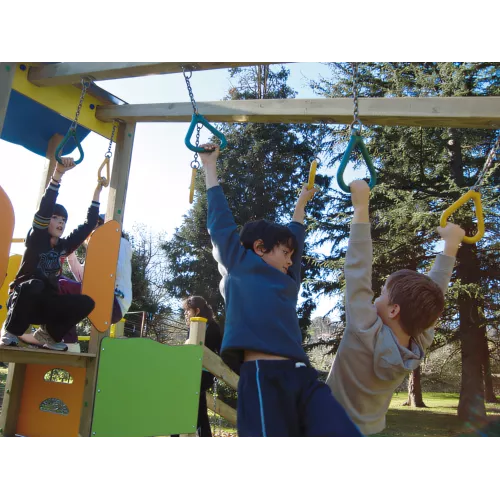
[0,157,105,351]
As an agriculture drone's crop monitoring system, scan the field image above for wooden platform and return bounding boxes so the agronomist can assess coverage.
[0,346,95,368]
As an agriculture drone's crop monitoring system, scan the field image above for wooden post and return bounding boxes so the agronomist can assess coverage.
[0,63,15,138]
[0,363,26,437]
[80,121,136,436]
[36,133,63,208]
[105,121,136,225]
[186,317,207,346]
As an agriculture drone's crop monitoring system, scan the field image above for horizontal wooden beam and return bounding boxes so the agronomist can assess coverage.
[202,346,239,391]
[96,97,500,129]
[0,346,96,368]
[28,62,282,87]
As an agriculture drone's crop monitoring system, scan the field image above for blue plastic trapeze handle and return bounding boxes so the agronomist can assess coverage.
[55,128,85,165]
[336,130,377,193]
[185,114,227,153]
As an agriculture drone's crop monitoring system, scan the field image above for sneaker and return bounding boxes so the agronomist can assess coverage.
[0,326,19,347]
[33,327,68,352]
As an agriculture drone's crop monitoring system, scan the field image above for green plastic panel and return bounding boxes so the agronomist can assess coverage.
[91,338,203,437]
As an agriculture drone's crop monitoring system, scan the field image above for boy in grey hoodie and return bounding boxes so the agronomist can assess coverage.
[326,179,465,435]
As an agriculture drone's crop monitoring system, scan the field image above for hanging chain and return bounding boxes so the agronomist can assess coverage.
[70,77,92,130]
[105,122,118,158]
[472,132,500,191]
[183,67,202,169]
[212,377,223,437]
[350,62,363,131]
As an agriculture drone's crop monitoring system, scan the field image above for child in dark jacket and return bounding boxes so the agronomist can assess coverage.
[0,157,105,351]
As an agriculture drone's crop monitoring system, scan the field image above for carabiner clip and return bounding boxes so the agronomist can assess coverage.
[440,190,484,244]
[307,158,318,190]
[189,167,198,204]
[337,130,377,193]
[185,114,227,153]
[55,128,84,165]
[98,157,111,187]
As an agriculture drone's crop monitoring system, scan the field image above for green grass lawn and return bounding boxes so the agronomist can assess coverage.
[375,392,500,437]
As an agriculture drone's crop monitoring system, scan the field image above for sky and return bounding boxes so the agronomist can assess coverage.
[1,62,353,317]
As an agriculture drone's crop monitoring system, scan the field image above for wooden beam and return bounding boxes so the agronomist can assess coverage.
[0,363,26,437]
[105,122,136,225]
[0,346,95,368]
[202,347,239,392]
[36,133,63,209]
[96,97,500,129]
[0,63,15,137]
[28,62,282,86]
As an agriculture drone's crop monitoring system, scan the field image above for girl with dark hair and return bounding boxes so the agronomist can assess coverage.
[183,296,222,437]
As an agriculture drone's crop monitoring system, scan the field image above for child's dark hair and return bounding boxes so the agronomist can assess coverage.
[53,204,68,221]
[239,219,298,255]
[183,296,216,323]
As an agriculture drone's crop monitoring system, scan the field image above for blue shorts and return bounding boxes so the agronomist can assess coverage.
[237,359,362,437]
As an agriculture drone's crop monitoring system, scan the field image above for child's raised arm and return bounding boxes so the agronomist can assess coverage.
[201,144,245,273]
[419,222,465,350]
[63,178,103,254]
[344,180,379,334]
[32,157,75,232]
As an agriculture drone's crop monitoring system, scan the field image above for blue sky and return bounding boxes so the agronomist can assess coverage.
[2,62,343,317]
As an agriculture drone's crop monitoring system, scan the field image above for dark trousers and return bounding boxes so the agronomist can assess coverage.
[4,279,95,342]
[58,277,123,343]
[237,359,363,437]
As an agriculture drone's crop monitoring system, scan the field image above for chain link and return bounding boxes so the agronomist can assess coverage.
[472,132,500,191]
[182,67,199,115]
[70,77,92,130]
[350,63,363,131]
[212,377,222,437]
[105,122,118,158]
[183,67,204,170]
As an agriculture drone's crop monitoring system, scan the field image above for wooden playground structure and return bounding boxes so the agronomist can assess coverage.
[0,62,498,437]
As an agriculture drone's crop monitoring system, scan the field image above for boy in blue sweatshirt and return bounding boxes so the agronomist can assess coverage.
[200,143,361,437]
[0,157,103,351]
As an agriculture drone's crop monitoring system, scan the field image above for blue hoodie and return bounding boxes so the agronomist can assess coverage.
[207,185,309,372]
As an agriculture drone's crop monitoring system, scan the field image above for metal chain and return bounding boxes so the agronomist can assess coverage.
[182,68,199,115]
[472,132,500,191]
[350,62,363,131]
[212,377,222,437]
[70,77,92,130]
[105,122,118,158]
[183,67,203,169]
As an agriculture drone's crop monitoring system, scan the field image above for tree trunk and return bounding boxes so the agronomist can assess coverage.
[403,366,427,407]
[482,331,497,403]
[447,128,487,424]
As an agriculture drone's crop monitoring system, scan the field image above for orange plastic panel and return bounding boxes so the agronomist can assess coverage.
[0,186,15,289]
[16,364,86,437]
[82,220,121,332]
[0,254,22,327]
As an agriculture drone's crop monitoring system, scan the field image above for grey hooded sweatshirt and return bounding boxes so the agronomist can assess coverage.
[326,223,455,435]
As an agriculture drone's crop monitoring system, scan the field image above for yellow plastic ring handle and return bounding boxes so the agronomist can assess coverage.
[440,190,484,244]
[189,168,197,204]
[307,159,317,190]
[98,157,111,187]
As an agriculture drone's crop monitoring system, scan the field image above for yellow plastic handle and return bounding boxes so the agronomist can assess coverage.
[189,168,197,204]
[440,190,484,244]
[307,159,317,190]
[98,157,111,187]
